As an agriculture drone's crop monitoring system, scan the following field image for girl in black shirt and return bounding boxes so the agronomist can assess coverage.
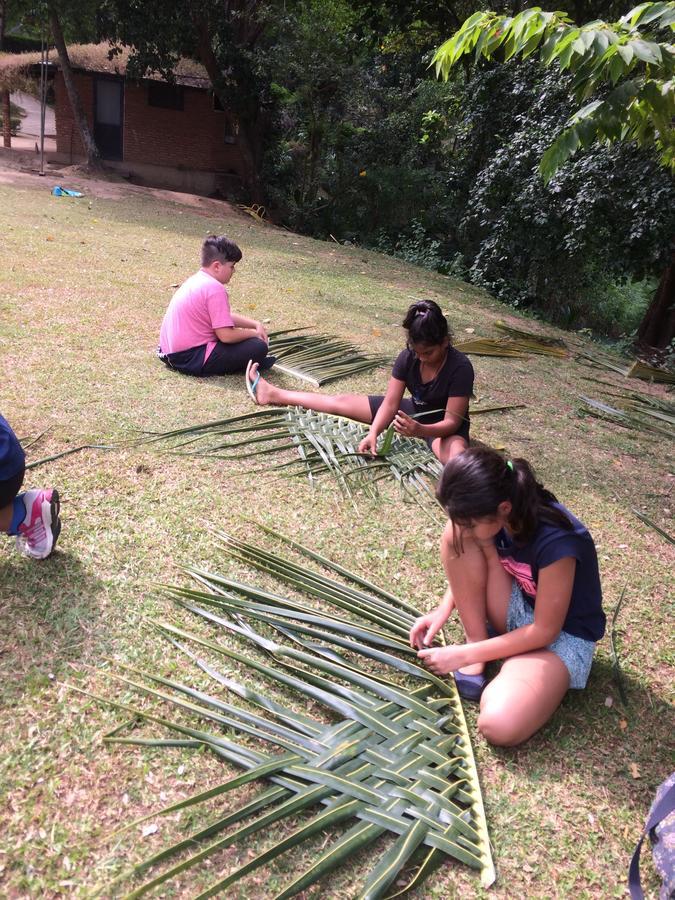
[245,300,474,463]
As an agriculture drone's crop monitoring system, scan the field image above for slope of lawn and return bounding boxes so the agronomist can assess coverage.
[0,167,672,899]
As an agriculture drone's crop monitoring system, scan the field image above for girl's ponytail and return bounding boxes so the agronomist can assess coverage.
[437,447,572,542]
[507,458,565,540]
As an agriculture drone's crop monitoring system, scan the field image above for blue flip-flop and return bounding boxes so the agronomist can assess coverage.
[454,670,488,702]
[245,360,261,403]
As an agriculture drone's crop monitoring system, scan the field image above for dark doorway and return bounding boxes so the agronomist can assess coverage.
[94,77,123,160]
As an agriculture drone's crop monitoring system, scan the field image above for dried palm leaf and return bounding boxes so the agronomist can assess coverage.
[632,509,675,545]
[578,396,674,440]
[75,526,495,897]
[454,338,529,358]
[625,360,675,385]
[268,329,390,386]
[577,351,675,385]
[494,321,568,356]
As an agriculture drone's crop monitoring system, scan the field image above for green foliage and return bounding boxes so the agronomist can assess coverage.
[446,60,675,331]
[374,220,449,272]
[582,274,657,336]
[432,3,675,177]
[0,101,24,135]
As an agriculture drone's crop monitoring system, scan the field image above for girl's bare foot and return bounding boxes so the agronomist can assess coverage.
[247,362,281,406]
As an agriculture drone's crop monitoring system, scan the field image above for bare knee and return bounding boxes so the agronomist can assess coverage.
[477,703,529,747]
[435,435,468,463]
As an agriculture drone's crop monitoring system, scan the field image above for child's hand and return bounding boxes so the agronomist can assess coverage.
[393,410,420,438]
[255,322,269,343]
[417,644,467,675]
[409,607,450,649]
[358,431,378,456]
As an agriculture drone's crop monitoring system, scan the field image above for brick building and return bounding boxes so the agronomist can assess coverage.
[1,43,247,197]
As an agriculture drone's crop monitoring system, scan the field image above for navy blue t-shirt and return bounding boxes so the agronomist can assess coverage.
[391,347,474,424]
[496,502,605,642]
[0,414,25,481]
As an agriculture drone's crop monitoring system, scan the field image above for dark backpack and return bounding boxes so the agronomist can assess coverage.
[629,772,675,900]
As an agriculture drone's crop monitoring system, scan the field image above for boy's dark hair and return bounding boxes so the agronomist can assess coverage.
[437,446,572,546]
[402,299,452,346]
[201,234,243,267]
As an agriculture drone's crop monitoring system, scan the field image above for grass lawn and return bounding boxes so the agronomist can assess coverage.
[0,165,672,899]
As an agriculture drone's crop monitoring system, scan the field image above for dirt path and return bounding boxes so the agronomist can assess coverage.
[0,153,254,220]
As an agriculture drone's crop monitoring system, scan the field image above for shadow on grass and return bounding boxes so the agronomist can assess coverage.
[0,547,104,702]
[485,655,674,810]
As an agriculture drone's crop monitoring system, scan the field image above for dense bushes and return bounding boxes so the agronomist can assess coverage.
[267,35,674,339]
[0,102,24,136]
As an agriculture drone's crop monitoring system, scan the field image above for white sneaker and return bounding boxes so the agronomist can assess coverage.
[15,489,61,559]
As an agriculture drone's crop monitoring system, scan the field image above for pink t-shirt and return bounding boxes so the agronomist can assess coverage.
[159,269,235,360]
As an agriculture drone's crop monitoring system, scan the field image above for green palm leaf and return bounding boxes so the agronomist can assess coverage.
[79,525,495,896]
[138,401,522,516]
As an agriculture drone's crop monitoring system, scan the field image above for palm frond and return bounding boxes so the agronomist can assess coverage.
[625,360,675,386]
[493,321,569,356]
[138,403,523,517]
[579,395,674,440]
[632,508,675,545]
[577,350,675,385]
[77,526,494,897]
[455,336,567,358]
[454,338,530,358]
[268,329,391,386]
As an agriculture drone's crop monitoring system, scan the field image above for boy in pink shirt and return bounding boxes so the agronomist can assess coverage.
[158,235,275,376]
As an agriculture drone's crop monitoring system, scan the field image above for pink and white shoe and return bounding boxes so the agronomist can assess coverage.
[15,489,61,559]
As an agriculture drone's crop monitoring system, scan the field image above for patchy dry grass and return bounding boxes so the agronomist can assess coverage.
[0,168,672,899]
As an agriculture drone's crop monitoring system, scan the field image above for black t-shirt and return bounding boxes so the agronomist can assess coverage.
[496,502,605,642]
[391,347,474,423]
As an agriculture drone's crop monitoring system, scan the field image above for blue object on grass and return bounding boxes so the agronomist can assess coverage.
[52,185,84,197]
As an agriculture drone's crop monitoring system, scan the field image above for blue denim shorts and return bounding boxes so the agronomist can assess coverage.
[506,581,596,689]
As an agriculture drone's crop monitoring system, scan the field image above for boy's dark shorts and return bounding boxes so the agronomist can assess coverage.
[0,464,25,509]
[157,339,273,377]
[367,395,470,448]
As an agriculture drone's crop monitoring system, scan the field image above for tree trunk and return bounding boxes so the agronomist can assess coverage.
[191,11,266,205]
[2,3,11,148]
[48,4,102,170]
[636,246,675,351]
[2,90,10,148]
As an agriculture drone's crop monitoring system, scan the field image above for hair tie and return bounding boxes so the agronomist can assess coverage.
[506,460,514,471]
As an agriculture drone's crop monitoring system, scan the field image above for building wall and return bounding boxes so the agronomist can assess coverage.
[123,82,242,175]
[54,71,93,160]
[54,71,245,182]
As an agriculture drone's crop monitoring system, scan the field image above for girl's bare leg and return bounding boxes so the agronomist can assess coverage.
[248,362,373,422]
[0,503,12,532]
[478,650,570,746]
[432,434,468,464]
[429,524,512,676]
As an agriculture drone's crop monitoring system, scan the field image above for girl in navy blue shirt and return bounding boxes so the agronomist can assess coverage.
[410,445,604,746]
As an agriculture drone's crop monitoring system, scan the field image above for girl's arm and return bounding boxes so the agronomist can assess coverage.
[409,585,456,649]
[358,376,406,455]
[395,396,469,440]
[418,557,576,672]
